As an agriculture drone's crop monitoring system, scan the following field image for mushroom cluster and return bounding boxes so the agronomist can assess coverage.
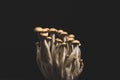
[34,27,84,80]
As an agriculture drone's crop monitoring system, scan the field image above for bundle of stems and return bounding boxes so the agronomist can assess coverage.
[34,27,84,80]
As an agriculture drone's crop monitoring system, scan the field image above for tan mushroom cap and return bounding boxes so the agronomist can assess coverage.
[42,28,49,32]
[61,42,67,46]
[68,34,75,38]
[34,27,43,32]
[44,28,49,31]
[49,28,57,32]
[40,33,48,37]
[72,40,80,45]
[57,29,64,34]
[60,31,68,36]
[55,38,62,43]
[67,37,74,42]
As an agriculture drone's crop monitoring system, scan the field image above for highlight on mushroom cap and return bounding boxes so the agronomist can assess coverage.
[34,27,43,32]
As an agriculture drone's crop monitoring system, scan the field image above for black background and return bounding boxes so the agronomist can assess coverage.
[0,0,90,80]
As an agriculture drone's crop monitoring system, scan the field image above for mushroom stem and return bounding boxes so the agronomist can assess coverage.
[40,33,52,64]
[59,42,67,78]
[60,31,68,42]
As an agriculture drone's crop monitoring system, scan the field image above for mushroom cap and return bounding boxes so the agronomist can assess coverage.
[55,38,62,43]
[57,29,64,34]
[68,34,75,38]
[60,31,68,36]
[49,28,57,32]
[40,33,48,37]
[61,42,67,46]
[44,28,49,31]
[72,40,81,46]
[67,37,74,42]
[42,28,49,32]
[34,27,43,32]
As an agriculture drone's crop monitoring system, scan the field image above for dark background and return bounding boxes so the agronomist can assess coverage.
[0,0,89,80]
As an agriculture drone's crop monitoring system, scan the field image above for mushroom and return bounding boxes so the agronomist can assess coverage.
[34,27,84,80]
